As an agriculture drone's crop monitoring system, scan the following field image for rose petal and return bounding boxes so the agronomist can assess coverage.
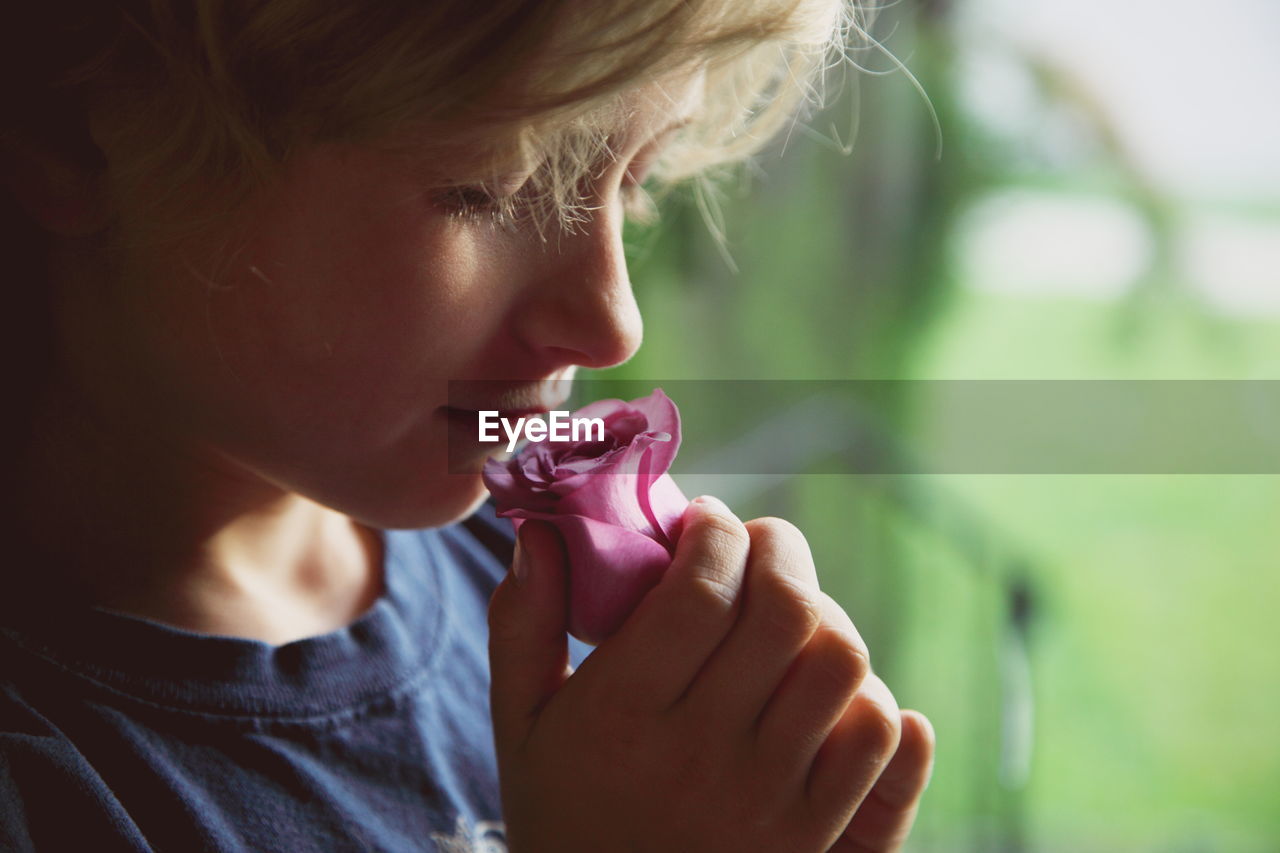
[482,389,691,643]
[627,387,678,433]
[555,432,673,541]
[481,457,522,506]
[638,470,690,545]
[506,511,674,644]
[547,445,628,491]
[484,454,558,513]
[602,410,647,443]
[627,388,681,475]
[570,396,628,423]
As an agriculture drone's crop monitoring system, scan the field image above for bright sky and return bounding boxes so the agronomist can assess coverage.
[951,0,1280,314]
[957,0,1280,201]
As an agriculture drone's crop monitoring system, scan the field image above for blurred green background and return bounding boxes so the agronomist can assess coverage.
[593,0,1280,849]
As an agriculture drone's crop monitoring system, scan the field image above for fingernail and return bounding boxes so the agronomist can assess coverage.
[693,495,728,513]
[512,535,530,586]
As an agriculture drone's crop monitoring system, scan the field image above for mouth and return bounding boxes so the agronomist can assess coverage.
[442,405,552,423]
[441,405,564,450]
[444,384,572,418]
[442,375,574,448]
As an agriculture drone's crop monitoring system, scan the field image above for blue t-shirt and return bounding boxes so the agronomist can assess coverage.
[0,499,580,852]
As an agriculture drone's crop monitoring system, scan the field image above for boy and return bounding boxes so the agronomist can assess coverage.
[0,0,934,849]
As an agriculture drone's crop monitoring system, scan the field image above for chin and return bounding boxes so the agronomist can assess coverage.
[443,478,497,524]
[295,426,502,530]
[359,473,491,531]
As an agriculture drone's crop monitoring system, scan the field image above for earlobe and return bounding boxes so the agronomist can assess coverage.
[0,134,111,237]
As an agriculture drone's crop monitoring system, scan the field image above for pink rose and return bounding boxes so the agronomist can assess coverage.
[482,388,689,644]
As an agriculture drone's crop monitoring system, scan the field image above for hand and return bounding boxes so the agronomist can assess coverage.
[487,496,935,852]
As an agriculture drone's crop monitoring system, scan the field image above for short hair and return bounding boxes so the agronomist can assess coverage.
[3,0,858,242]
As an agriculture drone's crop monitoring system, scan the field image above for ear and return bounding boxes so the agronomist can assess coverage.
[0,133,111,237]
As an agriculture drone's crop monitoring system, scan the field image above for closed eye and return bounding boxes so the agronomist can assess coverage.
[431,185,507,220]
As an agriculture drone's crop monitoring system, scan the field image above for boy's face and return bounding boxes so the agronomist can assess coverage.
[82,78,702,529]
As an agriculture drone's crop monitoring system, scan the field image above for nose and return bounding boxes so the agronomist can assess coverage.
[513,203,643,371]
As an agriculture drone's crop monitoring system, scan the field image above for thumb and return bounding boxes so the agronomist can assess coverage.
[488,519,572,751]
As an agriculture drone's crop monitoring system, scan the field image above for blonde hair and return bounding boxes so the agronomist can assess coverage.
[5,0,861,242]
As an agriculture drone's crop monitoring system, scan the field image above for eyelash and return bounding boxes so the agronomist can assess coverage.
[432,185,511,222]
[433,160,656,224]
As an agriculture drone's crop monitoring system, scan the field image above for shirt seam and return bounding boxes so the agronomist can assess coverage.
[0,530,458,728]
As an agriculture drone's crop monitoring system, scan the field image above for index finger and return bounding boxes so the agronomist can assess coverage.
[579,495,749,711]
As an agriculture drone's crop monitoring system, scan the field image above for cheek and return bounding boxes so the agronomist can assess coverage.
[217,231,528,512]
[212,212,483,390]
[136,225,508,525]
[83,145,531,526]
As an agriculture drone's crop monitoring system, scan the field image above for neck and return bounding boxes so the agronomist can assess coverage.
[13,374,385,645]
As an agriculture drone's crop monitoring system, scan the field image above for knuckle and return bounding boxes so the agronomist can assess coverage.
[664,514,748,612]
[852,683,903,760]
[817,591,860,637]
[813,628,871,690]
[815,592,868,662]
[686,570,741,613]
[758,571,823,641]
[745,516,808,559]
[689,511,751,558]
[908,711,938,755]
[668,512,748,615]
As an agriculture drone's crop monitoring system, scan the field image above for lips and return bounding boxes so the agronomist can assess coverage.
[445,388,572,418]
[442,405,565,448]
[443,377,573,449]
[443,405,552,425]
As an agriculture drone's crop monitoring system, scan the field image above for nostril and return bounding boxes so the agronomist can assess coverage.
[542,306,642,370]
[514,228,643,370]
[580,290,644,370]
